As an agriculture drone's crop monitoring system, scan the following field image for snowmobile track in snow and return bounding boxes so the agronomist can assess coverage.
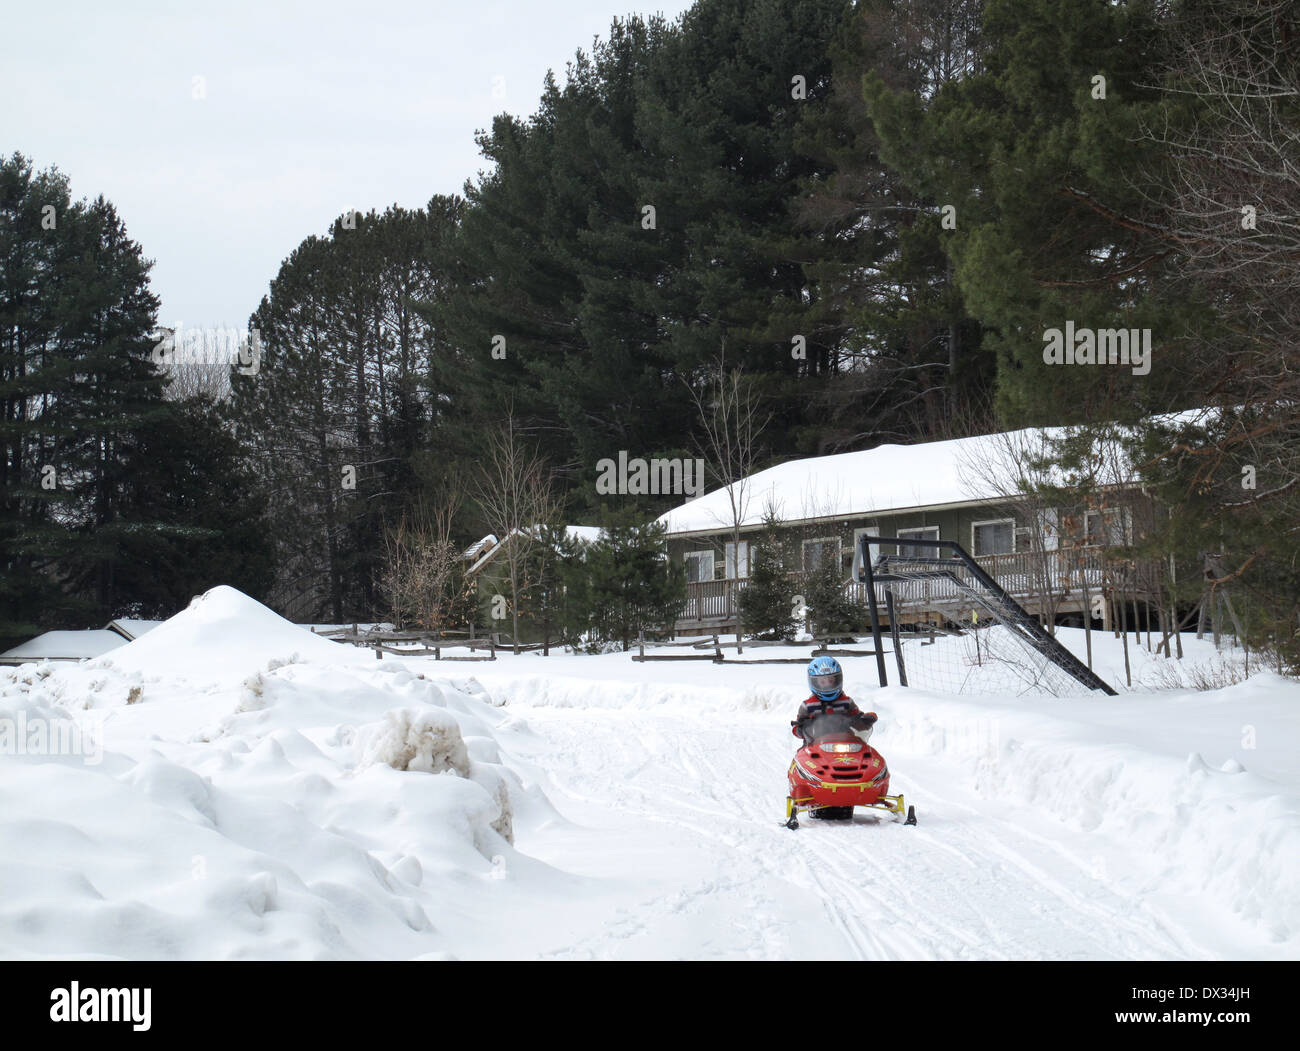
[506,703,1223,960]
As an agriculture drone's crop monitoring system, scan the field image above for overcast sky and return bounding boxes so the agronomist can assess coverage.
[3,1,697,329]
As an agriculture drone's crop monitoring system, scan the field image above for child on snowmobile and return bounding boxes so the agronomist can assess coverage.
[792,655,877,745]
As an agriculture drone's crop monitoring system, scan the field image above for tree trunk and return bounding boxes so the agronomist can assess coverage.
[510,559,520,655]
[1082,578,1094,670]
[1120,590,1132,688]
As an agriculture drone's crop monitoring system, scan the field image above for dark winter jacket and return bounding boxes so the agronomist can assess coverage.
[792,694,877,744]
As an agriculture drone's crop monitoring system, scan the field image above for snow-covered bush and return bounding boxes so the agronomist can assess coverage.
[356,707,471,777]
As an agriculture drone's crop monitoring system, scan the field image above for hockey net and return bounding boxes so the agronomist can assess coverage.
[863,544,1115,698]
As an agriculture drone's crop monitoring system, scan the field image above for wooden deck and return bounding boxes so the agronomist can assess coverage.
[675,549,1150,636]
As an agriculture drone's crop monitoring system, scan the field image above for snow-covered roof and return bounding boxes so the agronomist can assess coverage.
[461,534,498,561]
[655,424,1149,537]
[467,524,603,576]
[0,630,129,665]
[106,619,165,641]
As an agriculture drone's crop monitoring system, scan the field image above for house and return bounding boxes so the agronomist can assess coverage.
[465,525,603,644]
[656,426,1158,637]
[465,525,601,580]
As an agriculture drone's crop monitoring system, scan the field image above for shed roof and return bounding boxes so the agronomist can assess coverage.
[106,619,165,641]
[0,630,129,665]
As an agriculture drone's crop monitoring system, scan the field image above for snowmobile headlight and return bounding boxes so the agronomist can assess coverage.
[824,742,862,753]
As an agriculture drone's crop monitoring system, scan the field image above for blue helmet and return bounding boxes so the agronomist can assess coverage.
[807,655,843,702]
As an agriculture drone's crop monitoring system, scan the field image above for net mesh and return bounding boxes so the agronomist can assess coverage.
[869,555,1102,697]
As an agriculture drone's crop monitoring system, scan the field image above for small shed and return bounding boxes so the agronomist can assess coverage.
[0,630,131,666]
[1,618,166,667]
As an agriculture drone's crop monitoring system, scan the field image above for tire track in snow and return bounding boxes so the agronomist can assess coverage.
[504,701,1216,959]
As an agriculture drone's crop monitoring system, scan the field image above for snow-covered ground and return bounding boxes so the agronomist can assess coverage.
[1,587,1295,959]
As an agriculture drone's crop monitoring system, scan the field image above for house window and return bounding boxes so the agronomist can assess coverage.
[803,537,840,574]
[1084,509,1127,547]
[685,550,714,583]
[1017,509,1059,552]
[897,526,939,559]
[971,519,1015,557]
[851,526,879,579]
[724,540,749,579]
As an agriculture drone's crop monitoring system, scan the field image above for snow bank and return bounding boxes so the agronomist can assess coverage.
[473,672,788,715]
[863,679,1300,946]
[0,588,533,959]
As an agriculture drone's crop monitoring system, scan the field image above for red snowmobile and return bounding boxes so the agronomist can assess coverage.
[785,730,917,829]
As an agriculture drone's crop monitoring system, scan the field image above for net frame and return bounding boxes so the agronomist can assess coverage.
[858,537,1117,697]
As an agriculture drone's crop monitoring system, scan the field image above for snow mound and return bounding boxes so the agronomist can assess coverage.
[99,586,347,682]
[0,591,542,959]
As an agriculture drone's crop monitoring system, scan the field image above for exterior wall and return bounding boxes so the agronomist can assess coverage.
[470,552,556,645]
[666,502,1025,579]
[667,493,1162,636]
[471,557,513,636]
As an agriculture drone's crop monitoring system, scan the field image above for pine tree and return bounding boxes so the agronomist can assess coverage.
[583,515,686,650]
[804,557,863,639]
[230,203,458,620]
[521,524,590,650]
[789,0,993,448]
[0,153,168,638]
[111,394,274,615]
[864,0,1202,427]
[434,2,850,513]
[739,514,799,640]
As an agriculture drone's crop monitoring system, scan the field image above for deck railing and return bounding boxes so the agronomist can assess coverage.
[679,578,748,623]
[677,548,1142,628]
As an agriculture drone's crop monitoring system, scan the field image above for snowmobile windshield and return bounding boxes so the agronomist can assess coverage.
[809,672,842,695]
[806,710,856,740]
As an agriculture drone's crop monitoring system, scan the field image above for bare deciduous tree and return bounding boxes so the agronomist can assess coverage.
[1132,0,1300,671]
[380,491,469,632]
[1142,0,1300,355]
[957,429,1070,631]
[687,361,770,653]
[473,412,560,653]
